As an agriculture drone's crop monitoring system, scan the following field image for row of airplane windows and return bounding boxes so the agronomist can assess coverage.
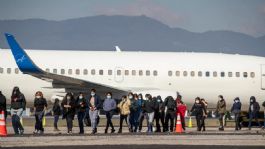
[0,67,255,78]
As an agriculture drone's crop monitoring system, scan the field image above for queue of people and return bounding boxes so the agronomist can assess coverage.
[0,86,265,136]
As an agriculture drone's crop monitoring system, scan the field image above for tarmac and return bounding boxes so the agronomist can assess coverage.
[1,117,265,148]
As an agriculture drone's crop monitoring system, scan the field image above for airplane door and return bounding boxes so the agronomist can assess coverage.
[261,64,265,90]
[114,67,124,83]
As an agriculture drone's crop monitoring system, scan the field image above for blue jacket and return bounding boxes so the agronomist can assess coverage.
[103,98,116,112]
[87,94,101,109]
[231,102,241,114]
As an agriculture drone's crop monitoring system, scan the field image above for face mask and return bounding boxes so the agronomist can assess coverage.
[138,97,142,100]
[145,97,149,100]
[129,95,133,99]
[36,96,41,99]
[195,100,199,104]
[107,95,111,99]
[91,92,95,96]
[157,99,161,102]
[79,96,83,99]
[250,99,253,102]
[218,98,222,101]
[67,96,71,100]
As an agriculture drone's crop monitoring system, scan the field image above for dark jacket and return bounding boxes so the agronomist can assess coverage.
[129,99,138,113]
[11,93,26,110]
[87,94,101,110]
[52,103,61,116]
[75,97,87,112]
[231,102,241,114]
[0,92,6,112]
[143,99,155,113]
[249,101,260,114]
[164,97,176,112]
[34,98,47,112]
[61,98,76,119]
[191,103,206,116]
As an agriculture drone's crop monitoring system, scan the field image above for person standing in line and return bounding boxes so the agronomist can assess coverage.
[262,100,265,129]
[0,91,7,119]
[76,92,87,134]
[52,98,61,131]
[128,92,138,132]
[201,98,208,131]
[191,97,206,131]
[176,96,187,131]
[143,94,155,133]
[103,92,116,133]
[10,87,26,135]
[137,94,146,132]
[117,95,131,133]
[248,96,261,130]
[87,89,101,134]
[33,91,47,134]
[154,95,165,132]
[216,95,226,131]
[164,96,176,132]
[61,92,76,134]
[230,97,242,131]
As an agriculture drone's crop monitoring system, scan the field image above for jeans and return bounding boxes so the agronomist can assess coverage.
[248,112,261,128]
[219,113,225,128]
[154,111,165,132]
[119,114,130,130]
[234,113,241,130]
[165,111,175,132]
[138,112,146,131]
[54,115,59,129]
[11,108,24,134]
[129,111,138,131]
[66,114,73,132]
[35,111,45,132]
[105,111,114,130]
[77,111,85,133]
[147,112,154,132]
[89,110,99,129]
[264,112,265,127]
[196,115,203,131]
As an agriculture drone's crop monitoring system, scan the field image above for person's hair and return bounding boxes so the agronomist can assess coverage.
[122,95,127,100]
[250,96,256,102]
[138,94,143,99]
[11,86,20,98]
[54,98,60,104]
[145,94,152,100]
[64,92,74,100]
[218,95,223,99]
[91,89,96,92]
[106,92,112,96]
[195,97,201,102]
[35,91,43,98]
[128,92,133,96]
[201,98,205,101]
[133,94,138,99]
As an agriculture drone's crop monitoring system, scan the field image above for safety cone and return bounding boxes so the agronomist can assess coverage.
[175,113,183,133]
[188,116,192,128]
[0,110,7,137]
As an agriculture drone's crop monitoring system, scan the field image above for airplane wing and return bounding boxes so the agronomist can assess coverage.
[4,33,128,96]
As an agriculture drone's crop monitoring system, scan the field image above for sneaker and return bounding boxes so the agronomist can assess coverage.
[118,129,122,133]
[111,129,115,133]
[104,129,108,134]
[67,131,72,135]
[33,130,38,134]
[19,130,24,135]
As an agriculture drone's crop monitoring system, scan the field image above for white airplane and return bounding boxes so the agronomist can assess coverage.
[1,33,265,109]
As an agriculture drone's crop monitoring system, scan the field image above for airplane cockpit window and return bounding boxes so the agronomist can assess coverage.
[83,69,88,75]
[91,69,95,75]
[53,69,57,74]
[76,69,80,75]
[153,70,158,76]
[132,70,136,76]
[0,67,3,74]
[108,70,112,75]
[7,68,11,74]
[183,71,188,77]
[61,69,65,75]
[125,70,129,76]
[139,70,143,76]
[213,71,217,77]
[205,71,210,77]
[68,69,73,75]
[228,72,233,77]
[198,71,202,77]
[250,72,255,78]
[243,72,248,78]
[146,70,150,76]
[15,68,19,74]
[99,69,103,75]
[175,71,180,77]
[45,68,50,72]
[236,72,240,77]
[221,72,225,77]
[191,71,195,77]
[168,71,172,76]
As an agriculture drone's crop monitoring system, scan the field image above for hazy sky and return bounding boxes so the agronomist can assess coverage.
[0,0,265,37]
